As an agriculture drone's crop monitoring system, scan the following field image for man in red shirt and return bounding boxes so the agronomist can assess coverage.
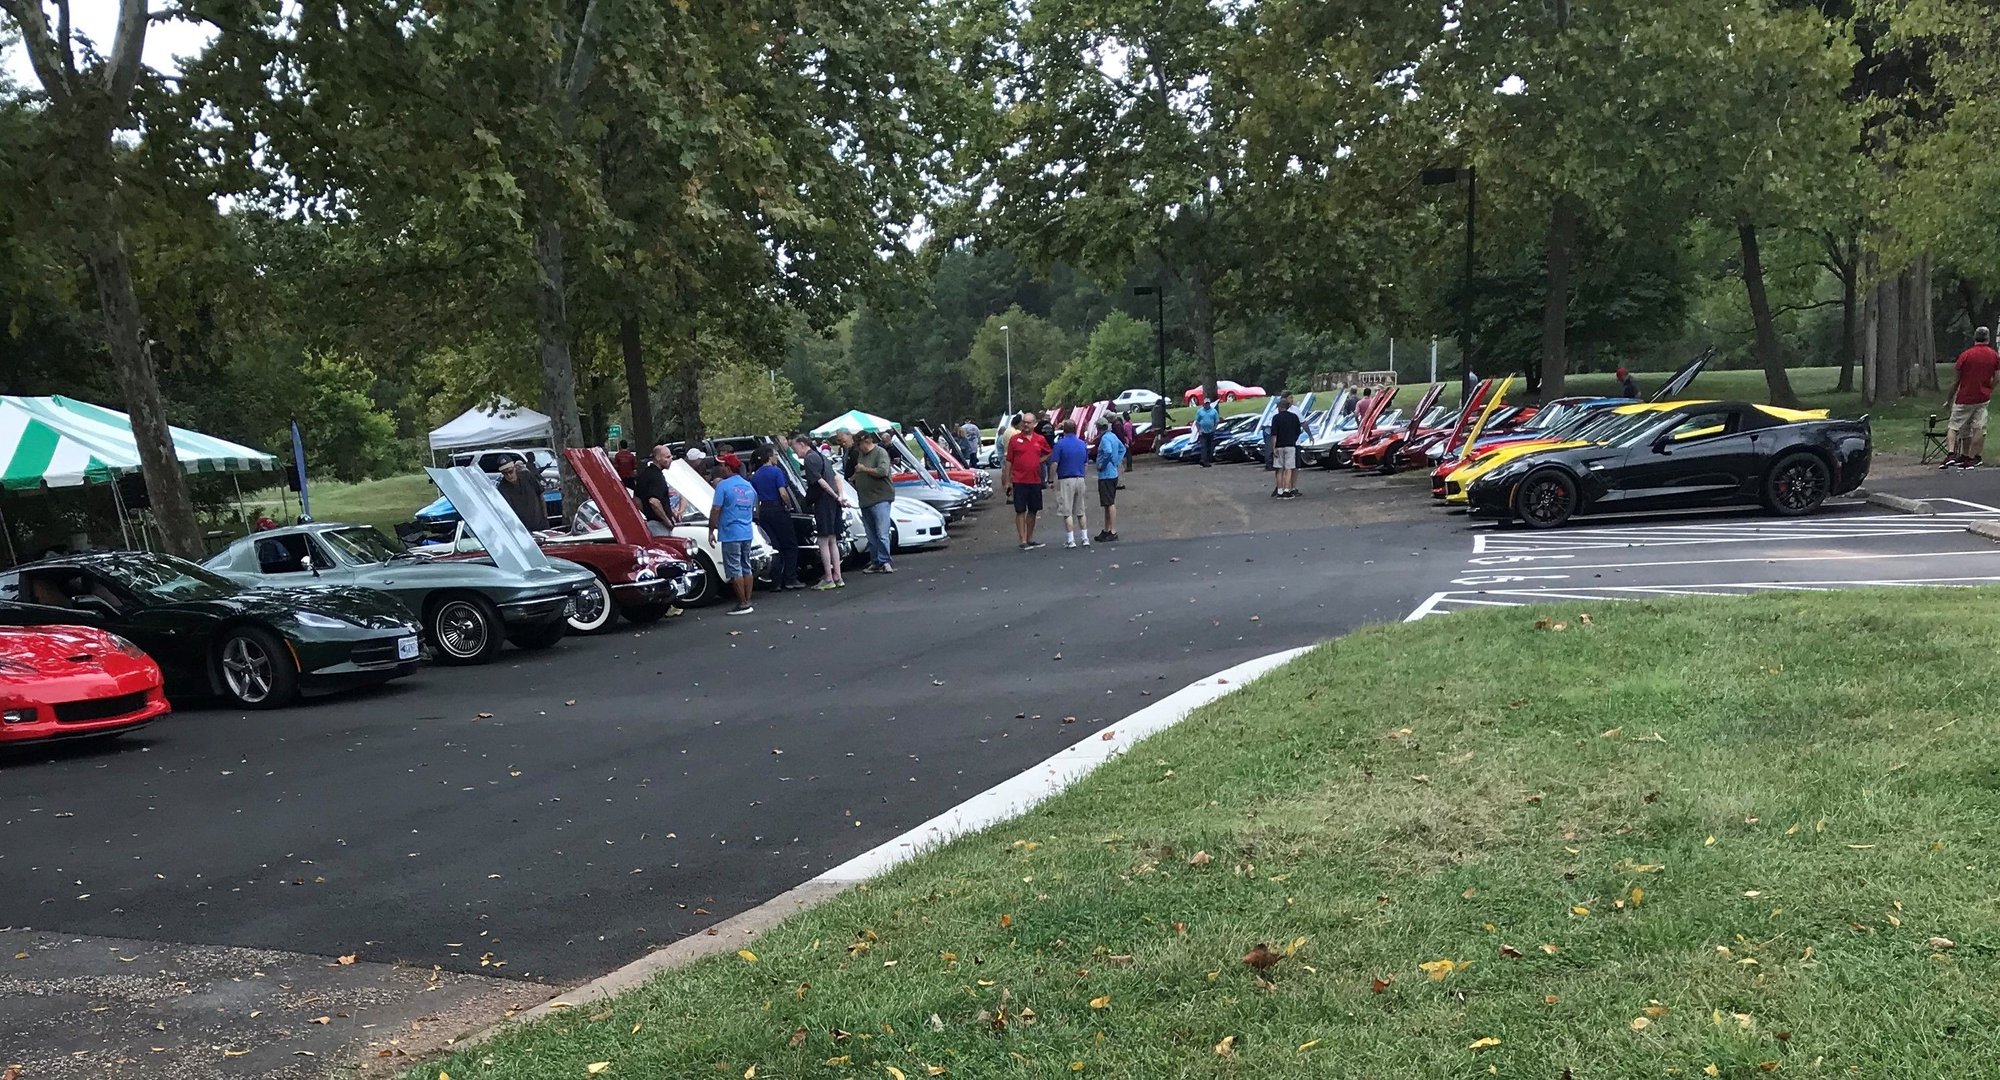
[611,440,638,487]
[1945,327,1999,469]
[1003,411,1052,550]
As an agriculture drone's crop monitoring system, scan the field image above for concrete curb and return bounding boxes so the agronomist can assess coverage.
[448,643,1314,1050]
[1968,521,2000,544]
[1863,491,1936,515]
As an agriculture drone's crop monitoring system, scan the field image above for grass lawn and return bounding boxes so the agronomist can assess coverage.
[238,472,439,537]
[414,589,2000,1079]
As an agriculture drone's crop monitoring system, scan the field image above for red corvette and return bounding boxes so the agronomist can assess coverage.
[1349,383,1448,472]
[1,625,170,744]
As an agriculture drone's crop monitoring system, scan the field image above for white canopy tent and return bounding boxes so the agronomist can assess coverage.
[428,398,554,453]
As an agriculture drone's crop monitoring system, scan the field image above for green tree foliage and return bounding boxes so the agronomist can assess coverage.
[1044,311,1152,406]
[700,357,804,438]
[966,310,1077,415]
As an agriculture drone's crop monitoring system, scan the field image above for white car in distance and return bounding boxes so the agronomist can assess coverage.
[1112,388,1165,411]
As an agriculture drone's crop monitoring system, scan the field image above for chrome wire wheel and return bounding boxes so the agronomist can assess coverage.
[436,599,489,659]
[222,635,274,704]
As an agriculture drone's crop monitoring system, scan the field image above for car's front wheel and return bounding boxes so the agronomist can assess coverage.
[428,594,505,665]
[565,575,616,635]
[216,625,300,709]
[1764,452,1830,516]
[683,553,721,606]
[1514,468,1578,529]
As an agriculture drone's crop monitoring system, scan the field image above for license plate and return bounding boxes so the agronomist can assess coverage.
[397,636,420,661]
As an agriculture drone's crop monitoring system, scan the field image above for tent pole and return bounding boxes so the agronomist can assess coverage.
[231,475,250,536]
[110,479,132,550]
[0,500,17,567]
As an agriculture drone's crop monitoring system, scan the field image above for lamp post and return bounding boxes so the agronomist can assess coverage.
[1001,323,1014,419]
[1132,284,1167,400]
[1421,164,1477,396]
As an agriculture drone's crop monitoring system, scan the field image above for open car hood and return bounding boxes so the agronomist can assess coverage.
[565,447,648,547]
[1406,383,1446,430]
[1355,386,1398,442]
[1649,348,1713,402]
[423,465,553,576]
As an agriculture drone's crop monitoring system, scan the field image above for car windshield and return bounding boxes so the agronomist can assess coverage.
[321,526,407,564]
[97,554,239,601]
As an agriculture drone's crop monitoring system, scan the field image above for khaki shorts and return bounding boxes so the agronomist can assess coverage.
[1950,401,1989,438]
[1056,476,1088,519]
[1271,446,1299,469]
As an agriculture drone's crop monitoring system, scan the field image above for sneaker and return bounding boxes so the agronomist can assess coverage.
[861,565,883,574]
[1024,541,1047,550]
[1963,456,1985,470]
[1940,455,1963,470]
[665,606,684,618]
[1080,537,1091,546]
[1018,542,1032,551]
[878,564,896,573]
[811,580,839,591]
[1103,532,1119,542]
[1270,489,1281,498]
[834,580,848,588]
[726,604,755,616]
[1064,539,1077,549]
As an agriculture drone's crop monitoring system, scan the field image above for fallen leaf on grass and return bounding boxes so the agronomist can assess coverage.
[1188,851,1212,867]
[1285,936,1308,957]
[586,1064,609,1076]
[1600,726,1623,739]
[1929,937,1956,950]
[999,914,1013,929]
[1499,944,1523,958]
[1417,958,1463,981]
[886,1066,908,1080]
[1630,1017,1652,1031]
[1644,1004,1671,1018]
[1213,1036,1235,1057]
[1468,1037,1501,1050]
[1544,994,1561,1005]
[336,954,357,965]
[1089,995,1111,1009]
[737,950,758,963]
[789,1028,807,1048]
[1242,944,1283,970]
[1370,976,1393,993]
[825,1057,852,1067]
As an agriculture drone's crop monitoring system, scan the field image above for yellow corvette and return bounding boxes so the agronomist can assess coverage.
[1442,401,1830,503]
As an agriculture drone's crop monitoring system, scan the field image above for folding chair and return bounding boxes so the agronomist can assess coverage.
[1921,414,1949,464]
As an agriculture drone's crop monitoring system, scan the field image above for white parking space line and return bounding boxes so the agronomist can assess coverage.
[1472,510,1999,554]
[1408,575,2000,619]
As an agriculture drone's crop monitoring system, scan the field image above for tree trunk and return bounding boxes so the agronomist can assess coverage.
[1913,253,1938,390]
[532,218,586,512]
[1539,195,1578,400]
[85,228,204,558]
[1738,223,1799,408]
[1835,257,1857,393]
[1860,256,1881,404]
[1875,271,1903,402]
[1188,261,1218,401]
[619,312,654,450]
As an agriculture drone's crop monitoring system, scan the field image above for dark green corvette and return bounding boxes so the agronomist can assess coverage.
[0,551,422,709]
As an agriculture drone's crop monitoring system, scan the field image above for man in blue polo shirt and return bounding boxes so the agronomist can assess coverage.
[1195,400,1221,467]
[1052,420,1091,548]
[707,460,760,616]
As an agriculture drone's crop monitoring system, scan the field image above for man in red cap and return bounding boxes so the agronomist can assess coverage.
[1616,366,1640,399]
[1944,327,1999,470]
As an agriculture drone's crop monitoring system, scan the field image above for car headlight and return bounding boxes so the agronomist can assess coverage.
[107,633,149,659]
[294,611,352,630]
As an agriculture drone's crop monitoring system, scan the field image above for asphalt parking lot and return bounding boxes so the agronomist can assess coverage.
[9,457,1996,1078]
[0,462,1461,1078]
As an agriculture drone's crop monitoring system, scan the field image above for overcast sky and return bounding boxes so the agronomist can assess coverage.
[4,0,214,87]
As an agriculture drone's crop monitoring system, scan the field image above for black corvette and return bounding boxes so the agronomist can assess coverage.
[1464,400,1871,528]
[0,551,423,708]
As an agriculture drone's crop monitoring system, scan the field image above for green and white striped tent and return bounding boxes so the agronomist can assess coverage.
[0,395,277,491]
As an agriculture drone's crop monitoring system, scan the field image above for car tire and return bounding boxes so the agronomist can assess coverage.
[1513,467,1578,529]
[428,594,505,665]
[1763,451,1830,516]
[507,620,567,650]
[215,625,300,709]
[684,553,721,606]
[1221,392,1236,403]
[565,574,617,635]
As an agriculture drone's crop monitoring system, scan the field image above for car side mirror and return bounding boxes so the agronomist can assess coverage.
[1651,434,1673,453]
[299,552,319,576]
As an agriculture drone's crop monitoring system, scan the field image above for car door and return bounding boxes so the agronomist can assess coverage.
[1615,408,1760,508]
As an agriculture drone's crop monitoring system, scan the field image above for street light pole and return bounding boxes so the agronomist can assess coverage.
[1002,324,1013,419]
[1133,284,1166,398]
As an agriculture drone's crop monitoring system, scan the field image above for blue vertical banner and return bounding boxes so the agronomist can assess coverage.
[290,420,312,520]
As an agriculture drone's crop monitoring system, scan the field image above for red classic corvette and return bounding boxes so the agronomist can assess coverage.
[1,625,170,744]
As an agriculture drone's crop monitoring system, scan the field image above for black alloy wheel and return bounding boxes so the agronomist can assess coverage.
[1765,453,1830,516]
[1515,469,1578,529]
